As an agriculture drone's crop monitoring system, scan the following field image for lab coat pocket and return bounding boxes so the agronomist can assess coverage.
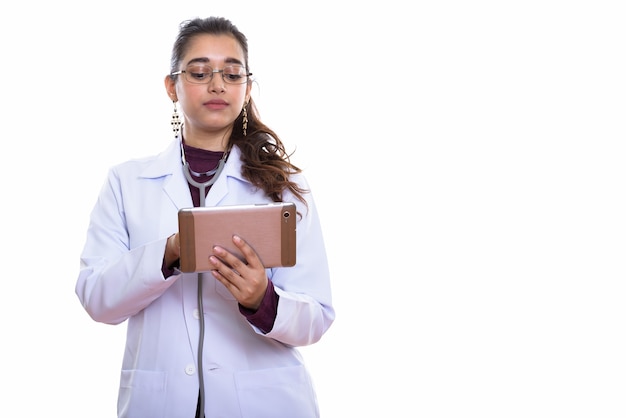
[118,369,167,418]
[235,365,319,418]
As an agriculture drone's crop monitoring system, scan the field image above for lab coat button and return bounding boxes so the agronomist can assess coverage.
[185,365,195,375]
[193,309,200,319]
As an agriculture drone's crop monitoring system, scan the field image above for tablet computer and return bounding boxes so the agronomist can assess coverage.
[177,202,296,273]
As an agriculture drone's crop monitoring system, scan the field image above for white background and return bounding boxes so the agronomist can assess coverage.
[1,1,625,417]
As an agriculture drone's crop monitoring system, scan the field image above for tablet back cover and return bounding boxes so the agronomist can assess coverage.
[178,203,296,272]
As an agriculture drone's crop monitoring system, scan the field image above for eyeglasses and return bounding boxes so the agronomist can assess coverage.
[171,64,252,85]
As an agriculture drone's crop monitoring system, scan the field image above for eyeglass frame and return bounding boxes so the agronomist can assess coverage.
[170,65,253,85]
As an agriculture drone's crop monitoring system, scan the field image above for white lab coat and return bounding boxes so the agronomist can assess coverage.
[75,139,335,418]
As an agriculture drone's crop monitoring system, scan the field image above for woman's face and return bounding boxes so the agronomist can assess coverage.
[167,34,251,142]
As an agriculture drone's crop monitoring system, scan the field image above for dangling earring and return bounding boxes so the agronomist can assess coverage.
[171,101,181,138]
[242,103,248,137]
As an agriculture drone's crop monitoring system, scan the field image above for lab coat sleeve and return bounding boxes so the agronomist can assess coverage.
[75,166,179,325]
[261,181,335,347]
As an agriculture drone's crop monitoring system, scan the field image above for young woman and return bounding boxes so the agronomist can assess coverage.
[75,16,334,418]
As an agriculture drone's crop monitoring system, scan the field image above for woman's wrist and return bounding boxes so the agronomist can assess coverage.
[164,233,180,268]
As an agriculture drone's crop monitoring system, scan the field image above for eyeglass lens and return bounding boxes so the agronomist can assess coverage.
[184,64,248,84]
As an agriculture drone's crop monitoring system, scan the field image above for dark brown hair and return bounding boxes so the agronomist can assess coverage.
[169,17,308,207]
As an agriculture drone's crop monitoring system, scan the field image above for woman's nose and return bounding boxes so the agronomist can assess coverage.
[208,71,225,92]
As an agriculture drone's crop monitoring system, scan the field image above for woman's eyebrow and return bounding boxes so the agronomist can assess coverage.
[224,57,244,65]
[186,57,210,66]
[185,57,244,66]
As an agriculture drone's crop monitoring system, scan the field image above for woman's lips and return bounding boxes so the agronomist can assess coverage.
[204,100,228,110]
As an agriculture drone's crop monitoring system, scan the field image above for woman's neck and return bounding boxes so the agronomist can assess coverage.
[182,125,232,152]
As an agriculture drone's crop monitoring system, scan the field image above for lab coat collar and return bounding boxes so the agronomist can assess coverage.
[203,144,248,206]
[139,138,250,209]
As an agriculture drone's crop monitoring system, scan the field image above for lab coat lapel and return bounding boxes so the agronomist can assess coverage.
[141,139,193,210]
[203,145,246,207]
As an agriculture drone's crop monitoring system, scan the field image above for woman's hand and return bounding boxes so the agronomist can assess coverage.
[165,233,180,268]
[209,235,268,310]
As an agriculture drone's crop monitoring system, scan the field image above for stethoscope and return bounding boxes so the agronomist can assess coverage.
[179,138,231,415]
[180,139,231,207]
